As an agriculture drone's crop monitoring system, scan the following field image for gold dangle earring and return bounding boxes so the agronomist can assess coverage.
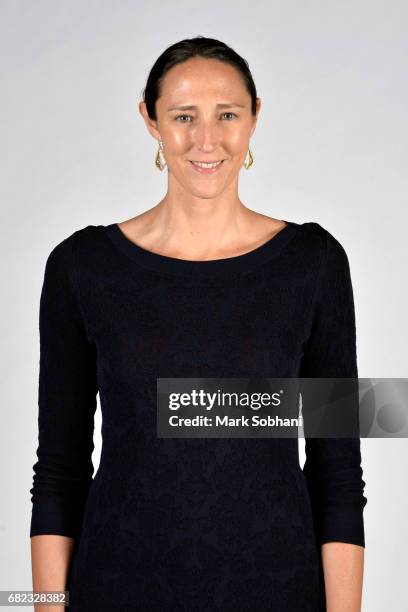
[244,147,254,170]
[155,139,167,171]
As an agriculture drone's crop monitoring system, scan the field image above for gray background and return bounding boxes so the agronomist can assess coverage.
[1,1,407,610]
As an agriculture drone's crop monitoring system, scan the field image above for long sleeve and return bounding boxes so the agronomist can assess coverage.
[299,227,367,547]
[29,232,98,539]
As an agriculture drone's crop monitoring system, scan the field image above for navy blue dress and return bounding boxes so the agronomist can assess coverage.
[30,220,367,611]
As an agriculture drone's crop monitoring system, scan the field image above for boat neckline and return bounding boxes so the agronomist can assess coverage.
[103,220,299,279]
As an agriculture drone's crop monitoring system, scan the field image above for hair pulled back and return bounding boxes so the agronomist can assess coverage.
[142,36,258,120]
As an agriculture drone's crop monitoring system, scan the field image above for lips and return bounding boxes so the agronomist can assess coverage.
[189,160,225,174]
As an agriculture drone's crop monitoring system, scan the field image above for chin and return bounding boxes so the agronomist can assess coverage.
[190,186,226,199]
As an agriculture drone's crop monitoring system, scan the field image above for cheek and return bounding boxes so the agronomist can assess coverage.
[166,130,192,151]
[163,126,249,158]
[228,130,249,150]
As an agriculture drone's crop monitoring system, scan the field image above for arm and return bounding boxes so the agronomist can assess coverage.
[31,535,75,612]
[299,226,367,611]
[29,232,98,608]
[322,542,364,612]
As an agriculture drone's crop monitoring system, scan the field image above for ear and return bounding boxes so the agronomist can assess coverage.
[250,97,262,137]
[139,100,161,140]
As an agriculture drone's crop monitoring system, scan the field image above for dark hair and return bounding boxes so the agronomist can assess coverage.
[142,36,258,120]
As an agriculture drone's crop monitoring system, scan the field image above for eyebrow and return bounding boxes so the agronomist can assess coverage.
[167,103,246,112]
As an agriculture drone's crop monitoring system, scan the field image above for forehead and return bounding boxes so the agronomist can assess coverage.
[159,58,247,101]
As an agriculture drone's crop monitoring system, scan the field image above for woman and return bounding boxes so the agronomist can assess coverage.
[30,36,367,611]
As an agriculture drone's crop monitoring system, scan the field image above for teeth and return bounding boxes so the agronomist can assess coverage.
[192,161,222,168]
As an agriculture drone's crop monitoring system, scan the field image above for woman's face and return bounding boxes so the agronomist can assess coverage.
[140,57,261,199]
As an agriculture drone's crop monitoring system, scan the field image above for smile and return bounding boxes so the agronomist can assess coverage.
[189,160,225,174]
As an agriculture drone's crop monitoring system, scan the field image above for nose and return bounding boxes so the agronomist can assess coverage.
[193,119,222,152]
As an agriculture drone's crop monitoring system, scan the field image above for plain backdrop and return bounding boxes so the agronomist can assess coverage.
[1,1,407,610]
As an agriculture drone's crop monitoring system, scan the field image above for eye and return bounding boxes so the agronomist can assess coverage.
[174,112,238,123]
[175,114,192,122]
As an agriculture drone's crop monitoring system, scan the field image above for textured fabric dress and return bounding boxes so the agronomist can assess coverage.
[29,219,367,611]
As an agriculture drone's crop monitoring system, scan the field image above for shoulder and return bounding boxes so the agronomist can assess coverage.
[39,226,107,297]
[295,220,351,262]
[44,224,104,267]
[295,223,355,298]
